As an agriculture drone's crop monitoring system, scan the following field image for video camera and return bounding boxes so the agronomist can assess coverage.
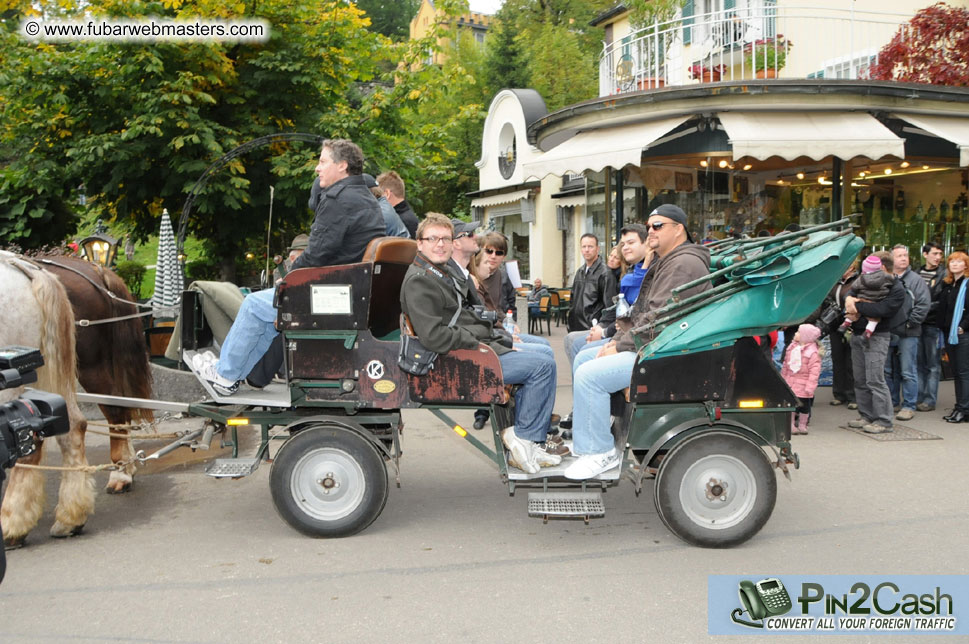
[470,305,498,324]
[0,346,70,585]
[0,346,70,476]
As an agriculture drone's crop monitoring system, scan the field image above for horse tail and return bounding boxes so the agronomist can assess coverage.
[99,267,154,424]
[30,268,80,405]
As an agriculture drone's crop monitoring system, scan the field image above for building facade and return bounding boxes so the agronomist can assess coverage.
[473,1,969,286]
[410,0,495,67]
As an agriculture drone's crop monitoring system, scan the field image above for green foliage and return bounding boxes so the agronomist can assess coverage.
[355,0,422,40]
[626,0,685,28]
[113,259,147,297]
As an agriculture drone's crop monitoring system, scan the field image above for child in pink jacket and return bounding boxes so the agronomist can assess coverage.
[781,323,822,435]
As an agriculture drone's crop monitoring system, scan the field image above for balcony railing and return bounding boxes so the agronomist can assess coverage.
[599,5,915,96]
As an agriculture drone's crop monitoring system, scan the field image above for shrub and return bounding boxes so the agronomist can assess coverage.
[113,260,147,297]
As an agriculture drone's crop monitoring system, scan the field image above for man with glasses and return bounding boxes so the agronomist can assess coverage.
[192,139,384,396]
[401,214,560,474]
[565,205,711,479]
[567,233,618,334]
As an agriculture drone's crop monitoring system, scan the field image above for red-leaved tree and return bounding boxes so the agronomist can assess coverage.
[868,2,969,86]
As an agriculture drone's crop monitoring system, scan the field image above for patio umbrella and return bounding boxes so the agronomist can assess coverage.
[152,208,183,318]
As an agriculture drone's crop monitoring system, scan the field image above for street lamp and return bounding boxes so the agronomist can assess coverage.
[78,219,118,267]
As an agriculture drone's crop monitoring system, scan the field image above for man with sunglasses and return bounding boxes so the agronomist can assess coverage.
[401,214,560,474]
[565,205,711,479]
[480,232,518,320]
[567,234,618,334]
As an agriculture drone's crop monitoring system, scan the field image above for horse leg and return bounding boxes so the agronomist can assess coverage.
[0,441,47,547]
[50,409,95,538]
[106,421,135,494]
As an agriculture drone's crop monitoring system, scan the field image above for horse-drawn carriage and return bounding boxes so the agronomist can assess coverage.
[79,218,863,547]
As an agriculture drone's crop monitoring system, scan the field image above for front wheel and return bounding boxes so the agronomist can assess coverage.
[653,432,776,548]
[270,425,389,538]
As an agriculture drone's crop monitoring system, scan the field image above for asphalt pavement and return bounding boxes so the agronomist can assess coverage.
[2,320,968,643]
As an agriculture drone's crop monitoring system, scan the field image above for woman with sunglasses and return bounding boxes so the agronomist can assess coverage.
[937,251,969,422]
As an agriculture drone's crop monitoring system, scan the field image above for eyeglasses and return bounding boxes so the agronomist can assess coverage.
[483,248,506,256]
[420,235,453,245]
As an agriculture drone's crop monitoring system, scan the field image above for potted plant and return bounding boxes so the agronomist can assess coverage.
[688,63,727,83]
[744,36,792,78]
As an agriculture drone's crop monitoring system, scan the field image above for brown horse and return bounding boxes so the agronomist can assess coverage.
[0,252,94,544]
[36,255,154,494]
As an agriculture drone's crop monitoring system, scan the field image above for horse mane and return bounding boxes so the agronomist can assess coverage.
[27,265,80,406]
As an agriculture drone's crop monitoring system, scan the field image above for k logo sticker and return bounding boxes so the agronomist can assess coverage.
[365,360,384,380]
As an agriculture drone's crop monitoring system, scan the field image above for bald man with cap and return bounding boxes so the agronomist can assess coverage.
[564,204,711,479]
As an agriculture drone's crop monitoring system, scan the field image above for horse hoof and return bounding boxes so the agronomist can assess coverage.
[50,522,85,538]
[105,472,133,494]
[4,536,26,550]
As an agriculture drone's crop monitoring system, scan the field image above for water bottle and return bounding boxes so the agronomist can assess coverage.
[503,309,515,329]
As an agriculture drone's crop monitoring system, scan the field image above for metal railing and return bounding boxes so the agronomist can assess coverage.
[599,5,915,96]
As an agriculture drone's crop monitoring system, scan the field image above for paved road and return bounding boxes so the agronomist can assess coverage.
[2,325,967,643]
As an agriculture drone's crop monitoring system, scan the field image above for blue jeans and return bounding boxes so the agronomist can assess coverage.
[573,338,610,374]
[217,287,278,382]
[885,334,919,410]
[918,326,942,407]
[499,349,557,442]
[517,332,551,348]
[564,330,588,367]
[572,350,636,455]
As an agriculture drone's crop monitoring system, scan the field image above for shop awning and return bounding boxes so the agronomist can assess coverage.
[470,188,532,208]
[892,113,969,166]
[717,112,905,161]
[522,116,689,180]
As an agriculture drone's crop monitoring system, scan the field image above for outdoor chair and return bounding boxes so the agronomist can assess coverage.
[528,295,551,335]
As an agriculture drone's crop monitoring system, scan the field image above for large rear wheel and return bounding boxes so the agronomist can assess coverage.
[270,425,389,538]
[653,432,776,548]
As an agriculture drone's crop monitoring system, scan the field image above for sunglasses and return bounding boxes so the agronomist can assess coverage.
[454,231,473,239]
[483,248,506,256]
[648,221,677,231]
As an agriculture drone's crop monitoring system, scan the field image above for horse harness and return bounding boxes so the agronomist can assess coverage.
[9,254,155,327]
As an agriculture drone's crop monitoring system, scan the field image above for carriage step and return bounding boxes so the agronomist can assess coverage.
[527,492,605,524]
[205,458,260,478]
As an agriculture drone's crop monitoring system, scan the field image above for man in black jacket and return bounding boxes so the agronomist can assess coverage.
[567,233,617,332]
[377,171,419,239]
[916,242,946,411]
[401,214,560,475]
[193,139,384,396]
[845,251,906,433]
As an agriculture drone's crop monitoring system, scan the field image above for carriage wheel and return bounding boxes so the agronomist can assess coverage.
[270,425,388,538]
[653,433,776,548]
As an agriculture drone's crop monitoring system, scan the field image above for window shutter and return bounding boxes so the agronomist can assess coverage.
[682,0,695,45]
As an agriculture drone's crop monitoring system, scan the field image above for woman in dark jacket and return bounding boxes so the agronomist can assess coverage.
[936,251,969,422]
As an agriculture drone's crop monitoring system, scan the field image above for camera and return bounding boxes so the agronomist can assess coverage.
[0,346,70,475]
[817,302,843,330]
[0,346,69,585]
[470,305,497,324]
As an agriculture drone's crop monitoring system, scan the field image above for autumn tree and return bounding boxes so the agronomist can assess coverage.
[868,2,969,86]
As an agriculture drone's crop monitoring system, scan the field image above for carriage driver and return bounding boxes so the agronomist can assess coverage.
[565,205,712,479]
[400,213,561,474]
[193,139,385,395]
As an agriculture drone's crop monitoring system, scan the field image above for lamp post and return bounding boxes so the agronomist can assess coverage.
[78,219,119,267]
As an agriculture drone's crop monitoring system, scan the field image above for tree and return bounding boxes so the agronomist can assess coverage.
[0,0,391,280]
[354,0,421,40]
[868,2,969,86]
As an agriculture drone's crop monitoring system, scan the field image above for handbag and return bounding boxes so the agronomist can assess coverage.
[398,290,462,376]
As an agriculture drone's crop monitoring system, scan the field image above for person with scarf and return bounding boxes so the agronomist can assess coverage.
[936,251,969,423]
[781,324,822,435]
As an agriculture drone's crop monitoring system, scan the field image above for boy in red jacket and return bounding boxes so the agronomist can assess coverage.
[781,323,822,435]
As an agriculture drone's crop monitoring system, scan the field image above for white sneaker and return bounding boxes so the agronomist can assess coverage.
[530,442,562,468]
[192,353,239,396]
[563,448,620,480]
[502,427,539,474]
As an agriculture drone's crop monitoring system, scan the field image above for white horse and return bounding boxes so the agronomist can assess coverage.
[0,252,95,545]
